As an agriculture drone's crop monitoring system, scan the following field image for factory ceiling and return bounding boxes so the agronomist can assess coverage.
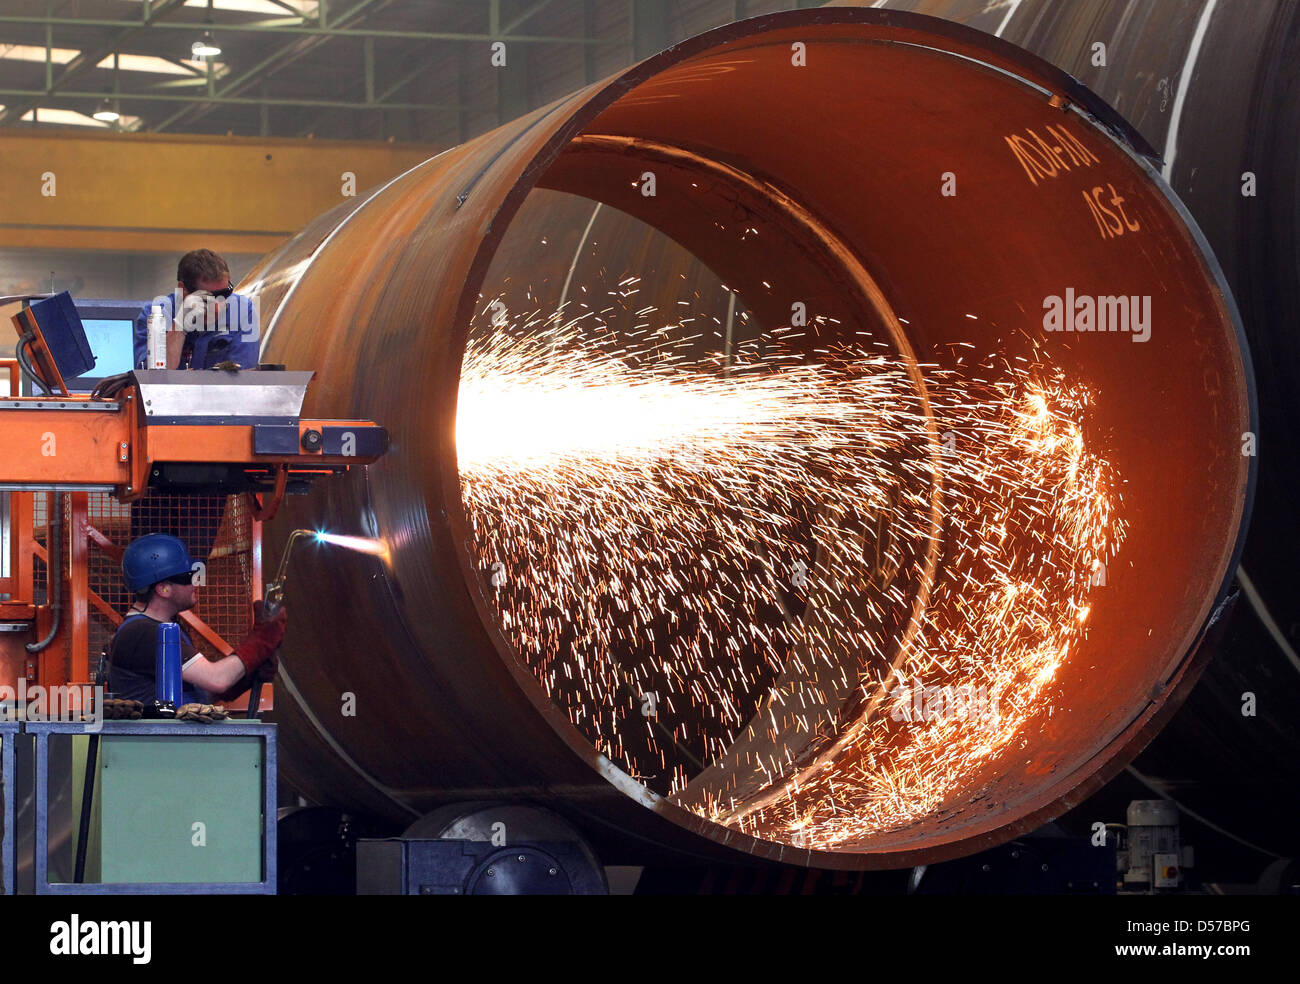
[0,0,759,144]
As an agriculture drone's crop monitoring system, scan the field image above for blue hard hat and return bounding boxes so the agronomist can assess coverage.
[122,534,196,593]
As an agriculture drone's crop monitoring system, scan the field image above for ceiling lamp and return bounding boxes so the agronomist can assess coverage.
[191,31,221,58]
[92,99,120,122]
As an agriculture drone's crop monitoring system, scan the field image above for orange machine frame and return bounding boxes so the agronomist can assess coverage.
[0,356,385,709]
[0,488,264,703]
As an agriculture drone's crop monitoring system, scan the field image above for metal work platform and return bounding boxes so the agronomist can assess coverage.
[28,719,276,895]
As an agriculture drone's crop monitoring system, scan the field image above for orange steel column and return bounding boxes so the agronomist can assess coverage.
[13,493,34,610]
[0,493,13,599]
[34,494,58,686]
[68,492,90,685]
[250,519,263,601]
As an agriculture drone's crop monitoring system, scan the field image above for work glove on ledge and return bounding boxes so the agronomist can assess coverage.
[176,703,229,723]
[102,698,143,720]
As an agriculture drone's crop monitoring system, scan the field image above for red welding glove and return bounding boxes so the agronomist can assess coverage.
[216,649,278,702]
[255,651,279,682]
[234,606,286,676]
[252,600,279,625]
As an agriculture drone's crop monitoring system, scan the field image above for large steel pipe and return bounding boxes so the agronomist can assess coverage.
[244,8,1253,868]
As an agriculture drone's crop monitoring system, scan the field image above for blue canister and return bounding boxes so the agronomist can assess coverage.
[155,622,183,708]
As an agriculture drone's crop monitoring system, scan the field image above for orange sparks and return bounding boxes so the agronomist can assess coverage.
[457,297,1124,849]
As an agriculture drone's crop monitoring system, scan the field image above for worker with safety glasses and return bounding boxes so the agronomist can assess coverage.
[127,248,261,560]
[131,247,260,371]
[107,534,286,707]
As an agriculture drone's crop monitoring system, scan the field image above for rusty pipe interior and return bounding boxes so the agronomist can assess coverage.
[243,8,1253,868]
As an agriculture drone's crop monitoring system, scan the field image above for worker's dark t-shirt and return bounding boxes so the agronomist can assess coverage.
[108,614,211,704]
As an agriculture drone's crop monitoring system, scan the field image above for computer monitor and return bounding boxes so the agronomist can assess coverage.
[66,299,142,393]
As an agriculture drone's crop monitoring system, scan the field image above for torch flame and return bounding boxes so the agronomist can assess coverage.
[313,531,390,562]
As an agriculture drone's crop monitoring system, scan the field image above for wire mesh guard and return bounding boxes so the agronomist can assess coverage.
[89,493,255,664]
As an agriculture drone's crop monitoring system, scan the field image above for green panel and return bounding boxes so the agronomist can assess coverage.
[99,735,262,884]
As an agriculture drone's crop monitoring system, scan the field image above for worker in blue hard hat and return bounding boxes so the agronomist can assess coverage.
[107,533,285,706]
